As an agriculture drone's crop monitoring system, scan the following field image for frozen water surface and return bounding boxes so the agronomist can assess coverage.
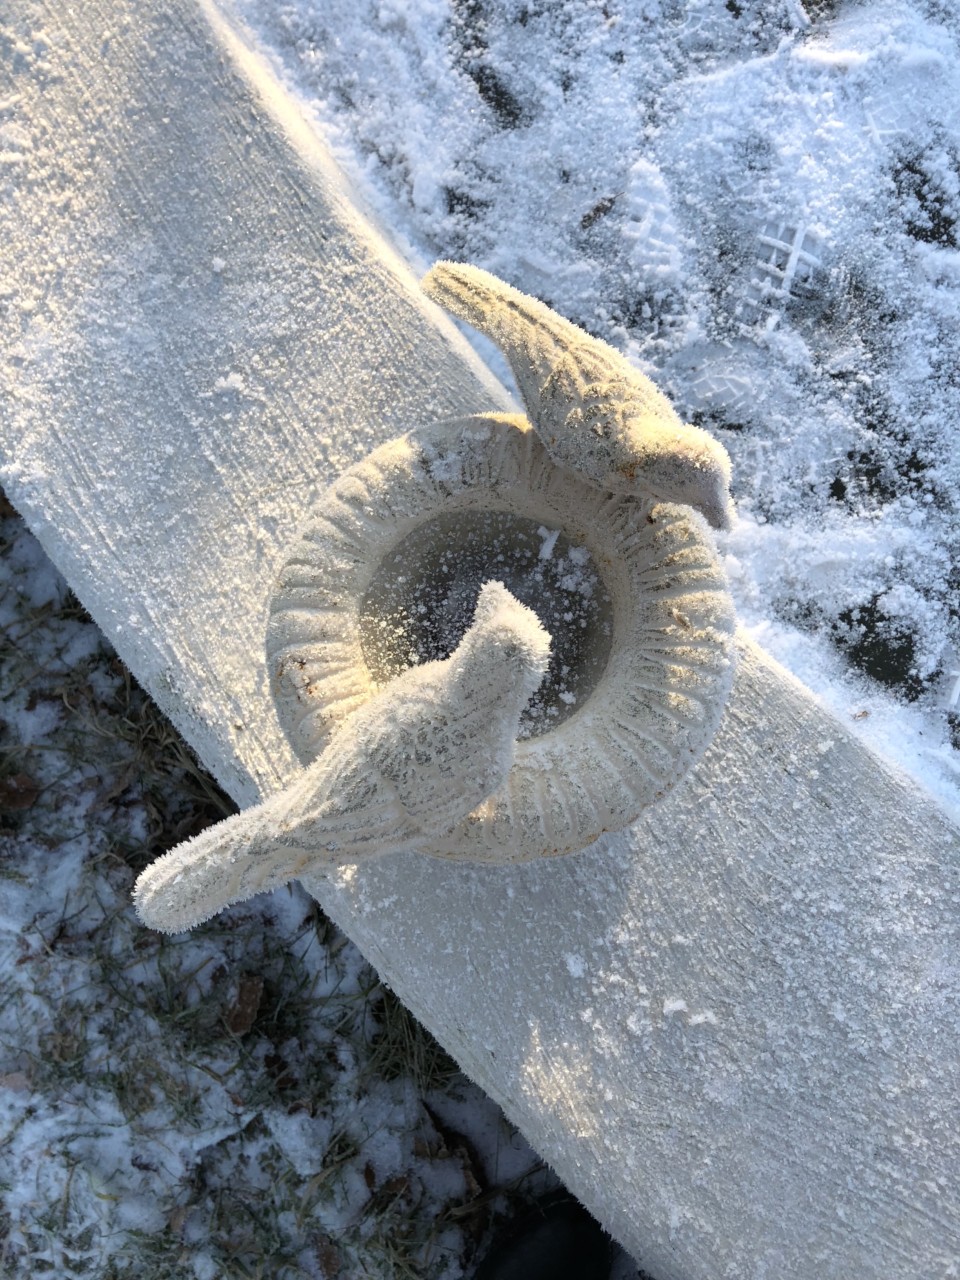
[360,509,613,736]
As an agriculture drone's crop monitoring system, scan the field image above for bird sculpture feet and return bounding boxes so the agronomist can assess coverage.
[134,582,551,933]
[422,261,734,532]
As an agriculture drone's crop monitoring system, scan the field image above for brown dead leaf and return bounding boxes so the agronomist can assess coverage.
[168,1205,189,1235]
[92,764,138,811]
[0,1071,32,1093]
[378,1175,409,1200]
[0,773,40,812]
[315,1234,341,1277]
[226,974,264,1035]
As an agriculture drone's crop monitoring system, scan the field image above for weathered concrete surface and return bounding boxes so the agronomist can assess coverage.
[0,0,511,803]
[1,3,957,1277]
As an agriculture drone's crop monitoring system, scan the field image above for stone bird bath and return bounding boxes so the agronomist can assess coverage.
[1,2,958,1276]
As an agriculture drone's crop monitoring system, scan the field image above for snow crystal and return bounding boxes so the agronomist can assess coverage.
[213,370,246,393]
[689,1011,719,1028]
[536,524,560,560]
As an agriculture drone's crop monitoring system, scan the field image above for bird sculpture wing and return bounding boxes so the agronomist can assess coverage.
[134,582,551,933]
[422,260,734,530]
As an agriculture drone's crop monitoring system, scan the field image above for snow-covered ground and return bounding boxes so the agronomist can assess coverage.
[3,0,960,1276]
[228,0,960,822]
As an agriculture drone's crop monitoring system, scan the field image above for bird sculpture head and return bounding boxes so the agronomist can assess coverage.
[422,261,734,531]
[453,579,552,709]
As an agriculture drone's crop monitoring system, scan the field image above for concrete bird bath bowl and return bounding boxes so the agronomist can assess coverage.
[267,414,736,862]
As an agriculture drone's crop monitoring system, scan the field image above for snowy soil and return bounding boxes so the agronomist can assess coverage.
[4,0,960,1276]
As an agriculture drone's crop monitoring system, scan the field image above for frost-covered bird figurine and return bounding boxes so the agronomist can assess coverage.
[134,582,551,933]
[422,261,734,531]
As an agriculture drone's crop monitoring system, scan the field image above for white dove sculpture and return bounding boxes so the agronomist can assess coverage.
[422,261,734,531]
[134,581,551,933]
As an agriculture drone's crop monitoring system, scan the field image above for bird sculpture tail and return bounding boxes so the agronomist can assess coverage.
[422,259,591,416]
[133,790,316,933]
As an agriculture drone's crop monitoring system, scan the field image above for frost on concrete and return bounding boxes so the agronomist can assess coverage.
[422,262,734,531]
[134,582,551,932]
[267,415,736,862]
[0,0,513,813]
